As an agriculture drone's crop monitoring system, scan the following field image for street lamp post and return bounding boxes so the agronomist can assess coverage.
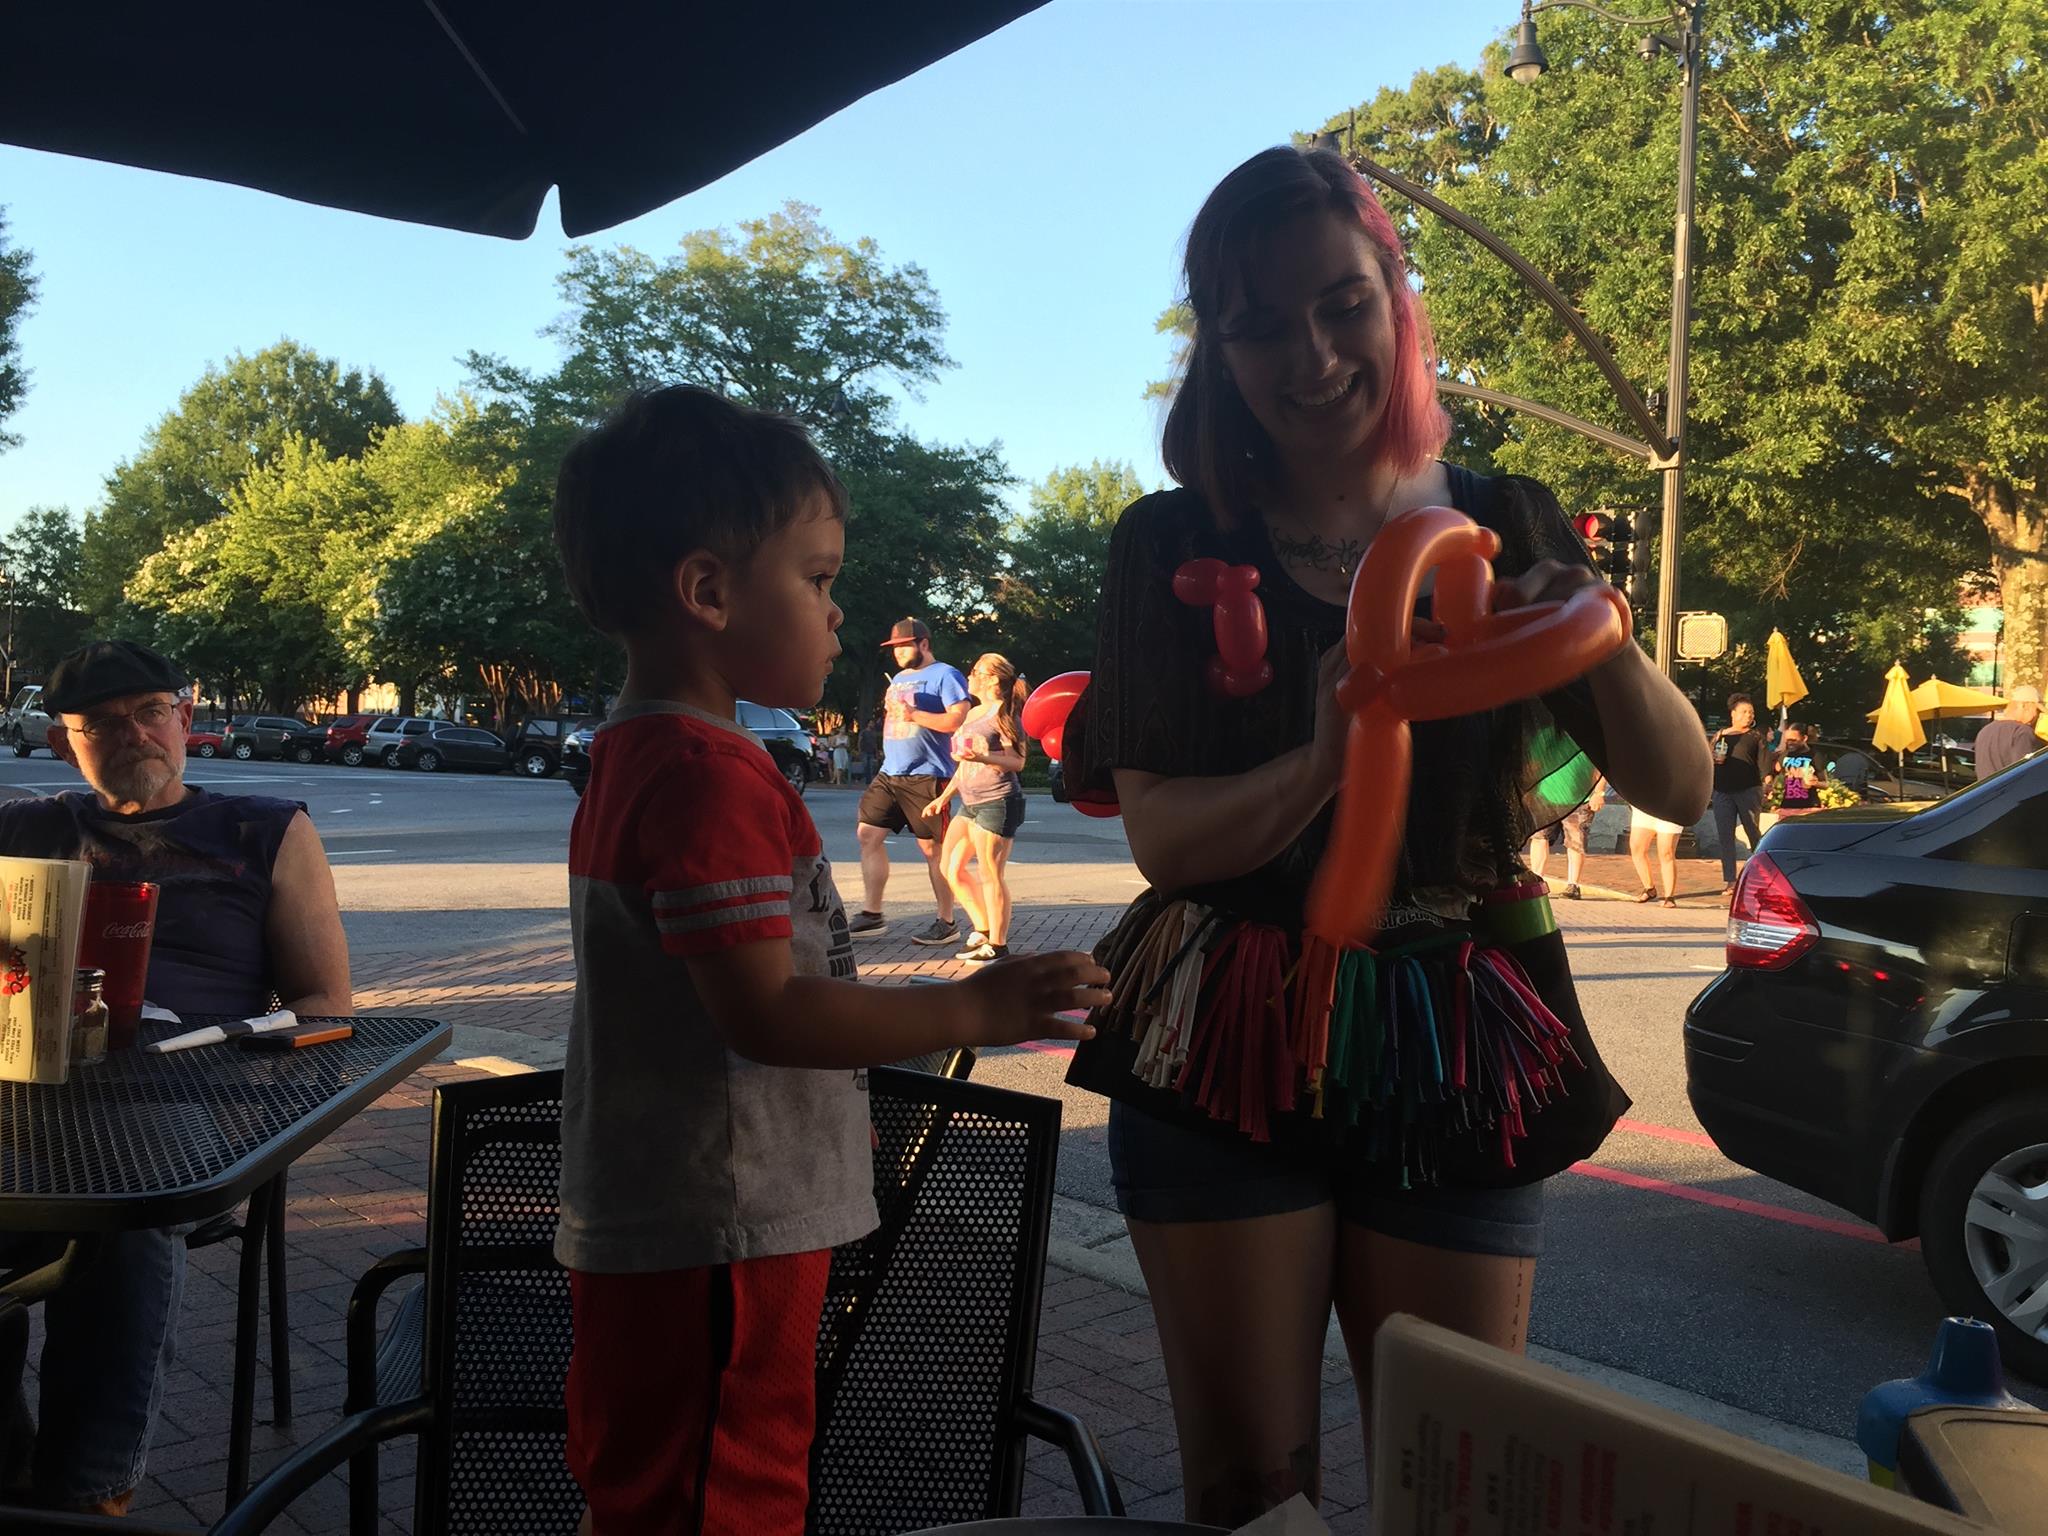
[1322,0,1705,676]
[1512,0,1705,676]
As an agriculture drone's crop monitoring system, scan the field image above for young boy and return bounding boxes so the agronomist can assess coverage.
[549,386,1109,1536]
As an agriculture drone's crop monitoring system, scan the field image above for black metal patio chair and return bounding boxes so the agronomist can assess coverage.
[808,1065,1124,1532]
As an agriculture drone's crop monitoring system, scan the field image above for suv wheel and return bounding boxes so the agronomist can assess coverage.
[519,750,553,777]
[1921,1092,2048,1380]
[291,744,316,764]
[382,747,403,768]
[10,743,29,758]
[341,745,365,767]
[232,740,255,760]
[195,743,217,758]
[416,749,442,773]
[781,757,807,796]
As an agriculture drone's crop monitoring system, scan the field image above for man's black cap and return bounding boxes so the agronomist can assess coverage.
[42,641,189,714]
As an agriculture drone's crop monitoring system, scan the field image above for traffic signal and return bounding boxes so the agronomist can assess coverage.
[1605,513,1635,592]
[1571,511,1612,560]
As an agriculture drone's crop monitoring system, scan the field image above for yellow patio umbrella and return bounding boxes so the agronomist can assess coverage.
[1864,677,2007,723]
[1871,661,1927,796]
[1904,678,2005,719]
[1765,630,1808,728]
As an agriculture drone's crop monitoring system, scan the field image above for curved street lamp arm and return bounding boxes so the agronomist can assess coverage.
[1437,379,1658,461]
[1529,0,1682,28]
[1350,150,1676,459]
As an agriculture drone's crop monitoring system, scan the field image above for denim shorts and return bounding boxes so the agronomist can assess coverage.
[962,792,1026,838]
[1107,1100,1546,1258]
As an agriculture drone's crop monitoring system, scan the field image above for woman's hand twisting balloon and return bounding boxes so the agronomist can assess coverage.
[1309,643,1351,793]
[1491,558,1604,614]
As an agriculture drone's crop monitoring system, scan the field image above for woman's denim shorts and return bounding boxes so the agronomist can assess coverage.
[963,792,1026,838]
[1107,1099,1545,1258]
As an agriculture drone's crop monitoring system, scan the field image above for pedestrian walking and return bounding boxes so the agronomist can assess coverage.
[1628,802,1684,907]
[1773,721,1821,814]
[1528,772,1605,899]
[830,733,850,785]
[1974,686,2042,781]
[925,653,1030,963]
[1710,693,1768,893]
[849,618,972,945]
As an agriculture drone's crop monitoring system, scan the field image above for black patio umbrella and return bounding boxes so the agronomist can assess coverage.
[0,2,1046,238]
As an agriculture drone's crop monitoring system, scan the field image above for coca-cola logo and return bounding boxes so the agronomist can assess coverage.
[100,921,153,940]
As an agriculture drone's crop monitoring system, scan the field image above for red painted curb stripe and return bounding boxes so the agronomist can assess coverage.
[1568,1162,1905,1246]
[1612,1116,1719,1149]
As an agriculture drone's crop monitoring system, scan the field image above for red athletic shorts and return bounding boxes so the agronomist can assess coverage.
[566,1251,832,1536]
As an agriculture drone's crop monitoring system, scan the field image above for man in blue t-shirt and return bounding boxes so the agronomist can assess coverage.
[850,618,972,944]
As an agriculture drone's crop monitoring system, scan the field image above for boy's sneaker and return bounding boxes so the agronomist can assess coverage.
[848,911,888,939]
[909,917,960,947]
[956,933,990,961]
[963,943,1010,965]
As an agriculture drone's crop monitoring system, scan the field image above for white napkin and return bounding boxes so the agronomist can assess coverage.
[1232,1496,1334,1535]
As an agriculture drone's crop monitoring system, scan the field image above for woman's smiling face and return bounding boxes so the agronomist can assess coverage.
[1215,207,1399,475]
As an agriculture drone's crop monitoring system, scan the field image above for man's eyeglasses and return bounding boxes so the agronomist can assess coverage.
[69,700,178,741]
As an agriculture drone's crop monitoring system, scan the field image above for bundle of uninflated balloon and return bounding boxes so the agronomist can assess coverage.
[1022,507,1631,1175]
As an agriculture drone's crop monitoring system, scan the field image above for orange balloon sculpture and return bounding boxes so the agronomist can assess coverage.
[1304,506,1632,949]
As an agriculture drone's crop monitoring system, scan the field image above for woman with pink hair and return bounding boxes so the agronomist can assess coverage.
[1059,145,1708,1523]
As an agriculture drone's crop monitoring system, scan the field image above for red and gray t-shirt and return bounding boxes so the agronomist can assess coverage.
[554,701,874,1273]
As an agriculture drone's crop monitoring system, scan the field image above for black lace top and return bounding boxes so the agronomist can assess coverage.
[1063,464,1612,927]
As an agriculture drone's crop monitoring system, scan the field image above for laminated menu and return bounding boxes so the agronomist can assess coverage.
[1373,1314,1985,1535]
[0,856,92,1084]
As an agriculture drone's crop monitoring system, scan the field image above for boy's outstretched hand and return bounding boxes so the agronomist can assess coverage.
[955,951,1109,1047]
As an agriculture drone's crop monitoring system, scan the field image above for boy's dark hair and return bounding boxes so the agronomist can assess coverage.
[1728,692,1753,712]
[552,385,847,637]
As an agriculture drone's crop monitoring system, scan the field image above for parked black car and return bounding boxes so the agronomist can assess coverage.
[390,721,510,774]
[506,717,600,778]
[1686,752,2048,1375]
[222,715,317,762]
[737,701,815,795]
[558,703,812,796]
[560,724,595,794]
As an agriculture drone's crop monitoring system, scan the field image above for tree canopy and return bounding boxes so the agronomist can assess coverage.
[468,200,1013,722]
[82,340,401,620]
[987,461,1151,684]
[0,209,37,453]
[1307,0,2042,728]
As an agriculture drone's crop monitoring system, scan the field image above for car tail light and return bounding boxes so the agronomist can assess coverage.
[1726,852,1819,971]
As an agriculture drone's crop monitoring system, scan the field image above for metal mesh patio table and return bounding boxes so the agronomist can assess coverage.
[0,1013,450,1506]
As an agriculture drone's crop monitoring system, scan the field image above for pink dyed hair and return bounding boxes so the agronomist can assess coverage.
[1161,145,1451,527]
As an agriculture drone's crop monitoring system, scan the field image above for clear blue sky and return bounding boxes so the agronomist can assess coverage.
[0,0,1515,532]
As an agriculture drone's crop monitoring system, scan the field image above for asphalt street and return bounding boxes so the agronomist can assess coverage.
[0,753,2026,1444]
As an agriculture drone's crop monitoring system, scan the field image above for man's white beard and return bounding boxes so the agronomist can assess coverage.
[99,748,178,807]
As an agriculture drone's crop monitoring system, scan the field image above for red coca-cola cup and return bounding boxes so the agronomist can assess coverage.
[78,881,158,1051]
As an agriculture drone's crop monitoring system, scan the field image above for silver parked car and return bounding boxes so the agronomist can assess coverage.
[364,716,441,767]
[2,685,52,756]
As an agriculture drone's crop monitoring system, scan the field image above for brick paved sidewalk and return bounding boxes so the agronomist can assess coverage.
[23,873,1724,1531]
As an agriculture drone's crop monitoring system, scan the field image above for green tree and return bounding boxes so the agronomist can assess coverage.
[991,461,1150,682]
[1308,0,2042,728]
[468,202,1011,722]
[82,340,401,620]
[125,438,359,711]
[350,401,614,725]
[0,506,89,682]
[0,209,36,452]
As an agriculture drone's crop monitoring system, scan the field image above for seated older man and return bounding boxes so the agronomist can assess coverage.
[0,639,350,1515]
